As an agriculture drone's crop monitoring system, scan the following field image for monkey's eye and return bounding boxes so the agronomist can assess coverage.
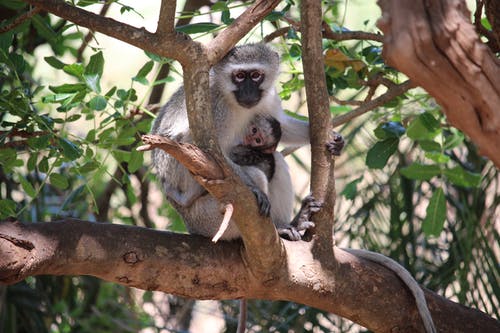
[250,71,263,82]
[251,126,258,134]
[233,71,246,83]
[255,138,262,144]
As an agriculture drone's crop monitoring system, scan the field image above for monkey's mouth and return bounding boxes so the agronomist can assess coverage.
[238,100,260,108]
[233,90,262,108]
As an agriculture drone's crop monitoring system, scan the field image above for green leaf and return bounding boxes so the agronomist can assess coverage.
[407,112,441,140]
[49,83,87,93]
[419,140,441,152]
[39,157,49,173]
[84,73,101,93]
[42,93,75,103]
[128,150,143,173]
[78,161,99,173]
[112,150,131,163]
[44,56,66,69]
[0,199,16,219]
[221,9,233,25]
[423,188,446,237]
[105,86,117,98]
[425,152,450,164]
[443,166,481,187]
[341,177,363,200]
[9,53,27,73]
[85,51,104,77]
[132,60,154,85]
[88,95,107,111]
[366,138,399,169]
[31,14,57,42]
[27,154,38,172]
[0,148,20,172]
[0,32,13,52]
[144,51,171,64]
[58,138,82,160]
[175,22,220,34]
[63,63,85,77]
[50,173,69,190]
[443,129,464,150]
[27,134,51,150]
[18,175,36,198]
[400,163,441,181]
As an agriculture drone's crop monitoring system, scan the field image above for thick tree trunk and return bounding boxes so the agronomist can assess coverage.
[1,220,499,333]
[377,0,500,168]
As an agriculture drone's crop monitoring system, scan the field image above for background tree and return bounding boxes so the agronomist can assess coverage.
[0,0,498,332]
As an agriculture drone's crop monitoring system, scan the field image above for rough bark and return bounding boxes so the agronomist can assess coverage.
[300,0,337,256]
[9,0,500,331]
[377,0,500,168]
[1,220,499,333]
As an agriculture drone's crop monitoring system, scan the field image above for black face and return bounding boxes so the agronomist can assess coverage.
[231,70,265,108]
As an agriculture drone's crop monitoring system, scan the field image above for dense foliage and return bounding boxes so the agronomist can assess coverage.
[0,0,498,332]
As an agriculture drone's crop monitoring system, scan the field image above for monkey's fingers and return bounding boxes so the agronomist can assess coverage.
[212,203,234,243]
[250,187,271,217]
[278,227,302,241]
[296,220,315,231]
[326,131,345,156]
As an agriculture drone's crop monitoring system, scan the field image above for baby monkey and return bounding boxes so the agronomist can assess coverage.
[230,115,281,181]
[230,115,300,239]
[230,115,345,241]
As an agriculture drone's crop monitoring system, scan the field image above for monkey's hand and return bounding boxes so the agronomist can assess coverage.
[250,185,271,217]
[290,195,323,232]
[326,131,345,156]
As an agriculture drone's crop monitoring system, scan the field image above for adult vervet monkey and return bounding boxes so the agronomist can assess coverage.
[151,44,312,240]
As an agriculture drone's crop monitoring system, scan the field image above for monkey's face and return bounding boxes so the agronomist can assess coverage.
[212,44,280,110]
[243,116,280,153]
[231,69,265,108]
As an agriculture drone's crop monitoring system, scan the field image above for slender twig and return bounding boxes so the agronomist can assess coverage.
[331,80,415,127]
[329,94,363,106]
[0,7,41,33]
[77,3,110,62]
[263,27,291,43]
[206,0,281,64]
[322,22,384,42]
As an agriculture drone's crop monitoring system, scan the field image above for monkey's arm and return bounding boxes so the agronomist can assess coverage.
[277,115,310,147]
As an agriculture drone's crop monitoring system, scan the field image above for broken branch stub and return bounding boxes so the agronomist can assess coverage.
[138,134,224,180]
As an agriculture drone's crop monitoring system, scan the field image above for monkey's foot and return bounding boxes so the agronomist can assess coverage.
[291,195,322,232]
[326,132,345,156]
[250,186,271,217]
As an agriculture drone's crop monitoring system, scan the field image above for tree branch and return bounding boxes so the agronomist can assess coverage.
[2,220,499,333]
[0,6,41,33]
[138,135,285,277]
[321,21,384,43]
[206,0,281,64]
[331,79,416,128]
[23,0,195,66]
[300,0,336,253]
[377,0,500,168]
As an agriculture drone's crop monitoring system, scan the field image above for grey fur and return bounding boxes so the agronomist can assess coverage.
[151,44,310,240]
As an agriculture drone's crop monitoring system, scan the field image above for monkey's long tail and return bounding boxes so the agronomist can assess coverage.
[342,248,437,333]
